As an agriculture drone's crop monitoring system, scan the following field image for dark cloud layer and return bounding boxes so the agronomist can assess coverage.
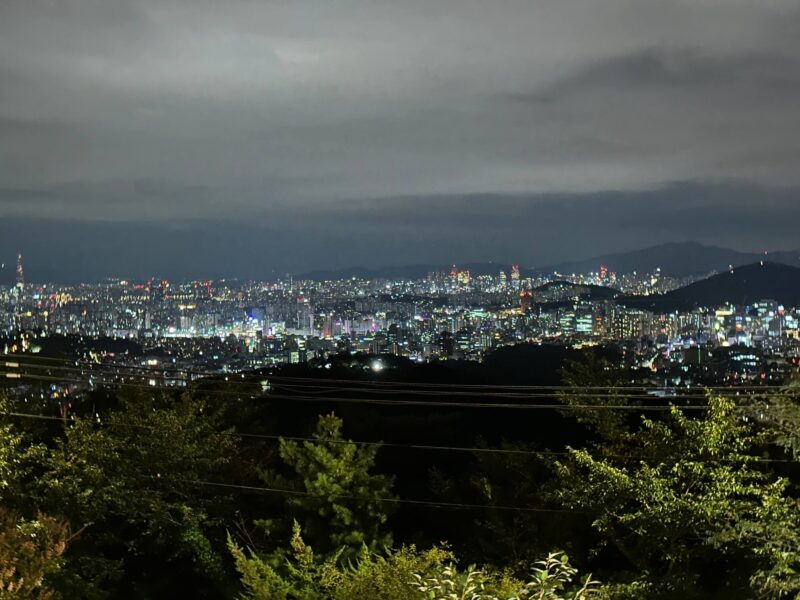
[1,182,798,283]
[1,0,799,279]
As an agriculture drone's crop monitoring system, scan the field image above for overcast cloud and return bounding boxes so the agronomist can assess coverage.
[1,0,799,278]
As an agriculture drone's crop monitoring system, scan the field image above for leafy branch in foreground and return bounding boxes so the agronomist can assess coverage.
[230,526,600,600]
[0,508,70,600]
[413,552,599,600]
[555,395,800,598]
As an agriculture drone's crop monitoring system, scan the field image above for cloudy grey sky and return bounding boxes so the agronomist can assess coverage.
[1,0,799,279]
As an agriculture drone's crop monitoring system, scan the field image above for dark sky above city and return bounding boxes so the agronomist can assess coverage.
[1,0,800,281]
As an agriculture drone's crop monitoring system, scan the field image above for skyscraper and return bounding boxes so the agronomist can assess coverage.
[15,253,24,290]
[511,264,521,290]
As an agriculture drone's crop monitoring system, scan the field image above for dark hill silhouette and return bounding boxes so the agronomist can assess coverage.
[542,242,800,277]
[620,262,800,311]
[534,280,619,301]
[295,242,800,281]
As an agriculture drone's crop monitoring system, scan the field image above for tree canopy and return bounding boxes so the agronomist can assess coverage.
[0,365,798,599]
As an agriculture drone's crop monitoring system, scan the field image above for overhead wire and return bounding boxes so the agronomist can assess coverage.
[2,408,797,465]
[1,358,791,404]
[1,409,795,515]
[1,350,797,513]
[1,372,732,409]
[1,354,793,393]
[179,479,579,514]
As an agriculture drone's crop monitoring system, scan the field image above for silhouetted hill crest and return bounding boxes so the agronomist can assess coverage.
[620,262,800,311]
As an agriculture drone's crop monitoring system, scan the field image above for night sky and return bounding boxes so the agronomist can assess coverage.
[1,0,799,281]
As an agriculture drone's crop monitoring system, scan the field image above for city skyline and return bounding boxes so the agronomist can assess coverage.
[2,236,800,285]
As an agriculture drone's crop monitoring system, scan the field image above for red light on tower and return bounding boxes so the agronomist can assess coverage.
[511,264,520,281]
[599,264,608,281]
[519,289,532,312]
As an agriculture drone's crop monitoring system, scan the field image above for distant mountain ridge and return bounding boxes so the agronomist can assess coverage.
[297,242,800,280]
[619,262,800,311]
[299,262,515,281]
[542,242,800,277]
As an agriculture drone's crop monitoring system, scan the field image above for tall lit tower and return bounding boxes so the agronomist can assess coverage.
[511,264,521,289]
[15,253,24,290]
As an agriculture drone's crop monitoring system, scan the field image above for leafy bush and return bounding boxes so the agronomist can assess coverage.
[229,521,452,600]
[413,552,599,600]
[0,508,70,600]
[230,527,600,600]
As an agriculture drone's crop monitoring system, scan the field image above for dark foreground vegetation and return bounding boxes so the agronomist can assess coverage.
[1,347,799,599]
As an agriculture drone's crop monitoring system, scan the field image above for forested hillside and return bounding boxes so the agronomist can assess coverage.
[1,351,799,599]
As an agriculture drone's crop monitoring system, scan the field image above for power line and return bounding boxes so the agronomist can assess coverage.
[3,424,788,514]
[1,409,559,456]
[1,354,794,393]
[262,374,795,392]
[3,369,789,411]
[2,360,788,403]
[0,418,579,515]
[256,393,714,410]
[2,372,723,409]
[2,409,797,465]
[2,371,258,398]
[177,478,579,514]
[8,368,722,400]
[265,381,716,399]
[0,409,574,458]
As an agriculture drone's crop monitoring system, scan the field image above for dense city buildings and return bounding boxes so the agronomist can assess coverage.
[3,258,798,390]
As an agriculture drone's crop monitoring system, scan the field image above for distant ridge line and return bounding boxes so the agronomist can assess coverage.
[296,242,800,281]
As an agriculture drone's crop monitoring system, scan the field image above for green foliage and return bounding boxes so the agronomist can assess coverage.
[413,552,599,600]
[413,563,492,600]
[520,552,600,600]
[0,508,69,600]
[558,352,631,439]
[0,394,37,507]
[756,375,800,458]
[260,413,396,560]
[555,395,800,598]
[0,423,23,500]
[228,525,297,600]
[229,523,454,600]
[31,389,237,597]
[428,442,554,567]
[0,399,69,598]
[4,369,800,599]
[330,545,456,600]
[230,529,599,600]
